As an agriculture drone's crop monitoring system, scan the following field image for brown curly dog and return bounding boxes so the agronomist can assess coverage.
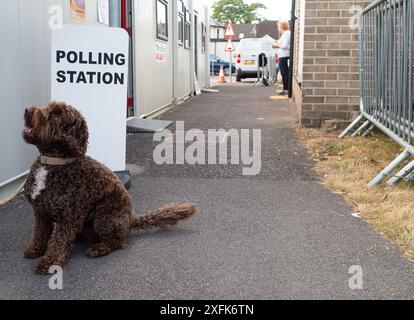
[23,101,196,274]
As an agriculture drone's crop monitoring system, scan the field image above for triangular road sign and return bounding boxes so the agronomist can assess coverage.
[224,38,235,52]
[224,20,235,38]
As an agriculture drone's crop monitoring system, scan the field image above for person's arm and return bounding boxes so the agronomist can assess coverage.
[272,41,280,49]
[278,31,291,50]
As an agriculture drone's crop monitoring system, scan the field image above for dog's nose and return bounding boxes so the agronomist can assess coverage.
[24,108,29,116]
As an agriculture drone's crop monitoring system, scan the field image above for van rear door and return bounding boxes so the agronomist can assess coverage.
[239,39,262,72]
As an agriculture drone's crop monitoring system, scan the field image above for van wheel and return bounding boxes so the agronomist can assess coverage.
[236,76,242,82]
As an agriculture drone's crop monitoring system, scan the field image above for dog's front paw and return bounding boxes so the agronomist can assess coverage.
[35,258,63,275]
[24,246,46,259]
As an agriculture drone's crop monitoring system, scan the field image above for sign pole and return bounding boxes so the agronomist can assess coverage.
[229,52,233,83]
[224,19,235,83]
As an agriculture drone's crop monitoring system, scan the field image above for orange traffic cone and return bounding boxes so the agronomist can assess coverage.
[217,65,226,83]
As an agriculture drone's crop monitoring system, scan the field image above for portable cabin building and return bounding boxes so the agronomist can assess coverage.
[0,0,210,199]
[131,0,210,117]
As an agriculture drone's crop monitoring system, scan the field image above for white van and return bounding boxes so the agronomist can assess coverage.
[236,36,276,82]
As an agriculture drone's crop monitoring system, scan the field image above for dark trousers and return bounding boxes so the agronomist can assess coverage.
[279,57,289,91]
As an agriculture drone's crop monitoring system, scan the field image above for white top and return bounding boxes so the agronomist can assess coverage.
[277,30,291,58]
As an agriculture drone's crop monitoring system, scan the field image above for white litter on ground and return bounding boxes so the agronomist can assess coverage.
[351,212,362,219]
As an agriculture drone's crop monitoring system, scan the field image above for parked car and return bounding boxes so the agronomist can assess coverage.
[210,54,236,75]
[236,36,276,82]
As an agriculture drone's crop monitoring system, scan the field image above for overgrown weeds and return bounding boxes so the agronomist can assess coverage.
[297,126,414,261]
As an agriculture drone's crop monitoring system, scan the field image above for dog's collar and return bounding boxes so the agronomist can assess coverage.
[40,155,77,166]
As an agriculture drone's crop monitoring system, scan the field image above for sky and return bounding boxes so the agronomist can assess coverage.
[206,0,292,21]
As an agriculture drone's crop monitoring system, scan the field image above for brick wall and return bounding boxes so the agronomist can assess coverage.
[293,0,372,127]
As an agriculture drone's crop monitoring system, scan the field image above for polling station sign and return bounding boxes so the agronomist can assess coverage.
[51,25,129,172]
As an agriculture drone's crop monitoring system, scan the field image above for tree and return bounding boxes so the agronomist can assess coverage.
[212,0,267,25]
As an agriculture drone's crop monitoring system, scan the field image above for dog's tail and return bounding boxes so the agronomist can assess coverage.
[130,203,197,231]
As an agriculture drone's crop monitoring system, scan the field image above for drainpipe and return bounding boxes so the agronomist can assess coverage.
[189,0,195,95]
[172,0,178,103]
[205,6,210,88]
[120,0,134,117]
[288,0,296,99]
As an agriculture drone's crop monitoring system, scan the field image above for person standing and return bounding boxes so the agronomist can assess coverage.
[273,21,291,96]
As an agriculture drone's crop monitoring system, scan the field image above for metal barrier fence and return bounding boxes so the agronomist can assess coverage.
[268,54,278,84]
[339,0,414,186]
[254,54,278,86]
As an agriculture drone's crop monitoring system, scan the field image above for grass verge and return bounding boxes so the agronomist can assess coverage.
[297,126,414,261]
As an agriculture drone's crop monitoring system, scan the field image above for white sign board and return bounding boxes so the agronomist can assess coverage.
[51,25,129,172]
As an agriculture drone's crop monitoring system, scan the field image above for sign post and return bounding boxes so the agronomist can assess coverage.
[51,25,129,182]
[224,19,236,83]
[230,52,233,83]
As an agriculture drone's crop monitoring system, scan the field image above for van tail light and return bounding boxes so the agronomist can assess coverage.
[237,54,241,64]
[237,59,241,64]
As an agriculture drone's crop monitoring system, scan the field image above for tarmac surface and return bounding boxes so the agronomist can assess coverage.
[1,83,414,299]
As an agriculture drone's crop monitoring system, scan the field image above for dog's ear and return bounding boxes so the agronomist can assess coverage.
[71,117,89,155]
[53,133,85,157]
[43,102,89,156]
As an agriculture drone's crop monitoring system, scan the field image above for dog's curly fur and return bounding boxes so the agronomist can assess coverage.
[23,101,196,274]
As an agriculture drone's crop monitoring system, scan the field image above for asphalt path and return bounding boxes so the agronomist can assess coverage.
[1,84,413,299]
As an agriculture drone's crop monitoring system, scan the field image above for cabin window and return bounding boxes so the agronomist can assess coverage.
[178,1,184,46]
[184,8,191,49]
[178,0,184,15]
[178,15,184,46]
[156,0,168,41]
[201,23,206,54]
